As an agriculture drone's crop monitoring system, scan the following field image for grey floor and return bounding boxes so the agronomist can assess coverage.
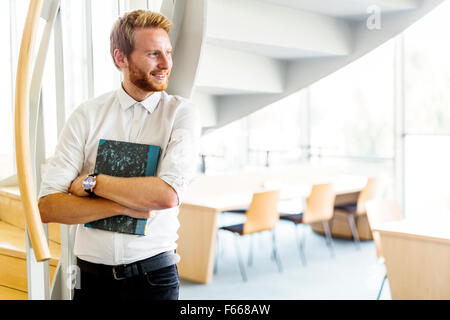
[179,212,391,300]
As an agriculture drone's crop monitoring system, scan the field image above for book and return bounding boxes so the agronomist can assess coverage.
[84,139,161,235]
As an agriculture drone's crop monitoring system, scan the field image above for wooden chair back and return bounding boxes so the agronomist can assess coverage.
[243,190,280,234]
[356,177,384,214]
[365,199,404,262]
[303,184,336,224]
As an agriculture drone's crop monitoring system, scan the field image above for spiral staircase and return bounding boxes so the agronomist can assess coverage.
[0,0,444,299]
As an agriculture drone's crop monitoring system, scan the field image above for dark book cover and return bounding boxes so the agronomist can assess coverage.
[84,139,161,235]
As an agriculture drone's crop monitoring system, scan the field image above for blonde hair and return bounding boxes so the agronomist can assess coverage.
[110,10,173,69]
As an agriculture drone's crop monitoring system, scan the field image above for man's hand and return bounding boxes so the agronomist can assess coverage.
[69,175,89,197]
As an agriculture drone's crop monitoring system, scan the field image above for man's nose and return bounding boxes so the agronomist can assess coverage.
[158,53,171,70]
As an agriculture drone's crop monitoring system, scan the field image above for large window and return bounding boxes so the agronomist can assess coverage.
[61,0,122,115]
[403,1,450,218]
[309,40,395,160]
[247,91,306,168]
[91,0,122,97]
[404,136,450,218]
[200,118,248,174]
[404,3,450,135]
[0,1,13,180]
[0,0,30,180]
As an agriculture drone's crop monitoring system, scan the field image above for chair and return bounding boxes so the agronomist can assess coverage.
[279,183,336,266]
[215,189,282,282]
[334,177,384,249]
[365,199,404,300]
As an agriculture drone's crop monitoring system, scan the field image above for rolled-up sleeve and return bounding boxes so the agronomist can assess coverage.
[158,103,201,205]
[39,107,87,199]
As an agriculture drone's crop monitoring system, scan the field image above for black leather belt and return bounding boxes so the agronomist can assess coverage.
[77,251,179,281]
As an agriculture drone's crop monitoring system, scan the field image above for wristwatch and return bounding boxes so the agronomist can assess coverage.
[82,173,98,197]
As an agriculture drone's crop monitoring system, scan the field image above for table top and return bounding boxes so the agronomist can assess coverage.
[373,216,450,243]
[183,174,367,211]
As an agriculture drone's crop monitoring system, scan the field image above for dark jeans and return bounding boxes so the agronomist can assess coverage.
[73,264,179,301]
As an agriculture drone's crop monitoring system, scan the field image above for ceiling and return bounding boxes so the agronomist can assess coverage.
[254,0,418,20]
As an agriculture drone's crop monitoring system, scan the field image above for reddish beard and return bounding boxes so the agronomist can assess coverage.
[128,60,170,92]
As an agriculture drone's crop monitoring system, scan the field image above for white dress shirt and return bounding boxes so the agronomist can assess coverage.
[39,85,200,265]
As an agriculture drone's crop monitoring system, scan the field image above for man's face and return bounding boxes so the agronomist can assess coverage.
[126,28,173,92]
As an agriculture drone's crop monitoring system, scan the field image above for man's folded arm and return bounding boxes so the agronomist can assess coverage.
[91,175,179,211]
[38,192,152,225]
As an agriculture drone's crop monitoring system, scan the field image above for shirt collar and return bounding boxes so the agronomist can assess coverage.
[117,85,162,113]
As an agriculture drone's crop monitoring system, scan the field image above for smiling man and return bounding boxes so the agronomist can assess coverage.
[37,10,200,300]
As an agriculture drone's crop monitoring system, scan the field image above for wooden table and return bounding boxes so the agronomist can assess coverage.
[373,216,450,299]
[176,167,367,284]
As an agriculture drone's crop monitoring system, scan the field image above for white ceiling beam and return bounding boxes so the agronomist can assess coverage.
[207,0,353,59]
[196,43,285,95]
[255,0,419,19]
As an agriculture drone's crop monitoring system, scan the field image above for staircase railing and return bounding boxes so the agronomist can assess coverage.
[14,0,50,263]
[15,0,67,300]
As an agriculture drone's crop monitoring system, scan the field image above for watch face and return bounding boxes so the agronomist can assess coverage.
[82,176,96,190]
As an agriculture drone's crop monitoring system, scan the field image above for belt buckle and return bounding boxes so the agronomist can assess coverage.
[112,266,126,280]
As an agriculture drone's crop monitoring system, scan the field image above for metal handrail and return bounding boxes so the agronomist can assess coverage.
[14,0,50,262]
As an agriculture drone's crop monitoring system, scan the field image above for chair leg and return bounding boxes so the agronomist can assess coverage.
[322,220,335,258]
[214,230,219,275]
[220,232,225,258]
[377,273,388,300]
[270,231,275,261]
[271,230,283,273]
[294,224,307,267]
[248,234,254,267]
[234,234,247,282]
[328,217,335,235]
[347,214,361,250]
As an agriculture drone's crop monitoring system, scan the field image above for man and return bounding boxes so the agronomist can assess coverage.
[38,10,200,300]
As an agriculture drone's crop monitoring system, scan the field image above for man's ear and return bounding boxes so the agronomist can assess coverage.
[114,49,128,69]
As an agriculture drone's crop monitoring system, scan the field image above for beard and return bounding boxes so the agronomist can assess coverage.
[128,59,170,92]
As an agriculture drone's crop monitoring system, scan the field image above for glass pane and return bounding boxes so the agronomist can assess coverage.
[309,39,395,159]
[60,0,89,115]
[404,1,450,134]
[404,135,450,219]
[248,91,304,167]
[42,35,58,159]
[0,0,31,180]
[91,0,121,96]
[0,1,13,180]
[200,118,247,174]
